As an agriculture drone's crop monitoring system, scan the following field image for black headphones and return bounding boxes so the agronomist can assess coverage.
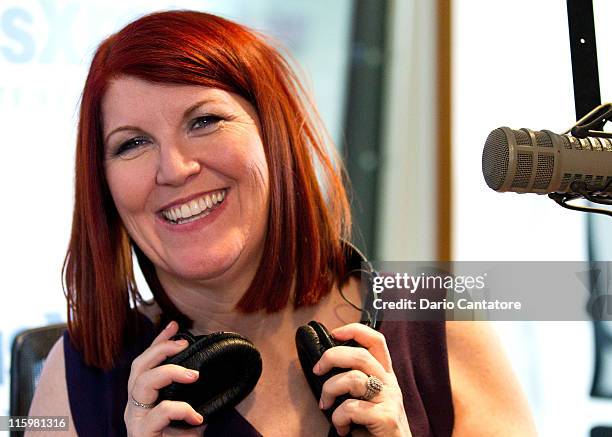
[158,242,382,435]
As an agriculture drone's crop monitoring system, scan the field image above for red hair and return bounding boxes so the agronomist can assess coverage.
[63,10,352,370]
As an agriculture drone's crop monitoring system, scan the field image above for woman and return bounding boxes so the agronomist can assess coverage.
[28,10,536,437]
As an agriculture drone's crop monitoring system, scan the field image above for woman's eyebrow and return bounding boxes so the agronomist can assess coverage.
[104,98,225,145]
[104,125,142,146]
[182,98,225,121]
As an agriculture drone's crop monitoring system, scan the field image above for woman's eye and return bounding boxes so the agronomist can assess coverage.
[191,115,223,131]
[114,137,150,157]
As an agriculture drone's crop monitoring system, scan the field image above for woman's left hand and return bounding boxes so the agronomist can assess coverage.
[313,323,412,437]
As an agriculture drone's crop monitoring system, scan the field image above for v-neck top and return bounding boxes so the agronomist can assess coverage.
[63,314,454,436]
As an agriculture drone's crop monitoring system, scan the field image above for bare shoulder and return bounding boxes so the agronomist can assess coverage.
[26,336,78,437]
[445,321,537,436]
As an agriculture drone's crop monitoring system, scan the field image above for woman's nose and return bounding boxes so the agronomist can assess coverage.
[155,142,201,186]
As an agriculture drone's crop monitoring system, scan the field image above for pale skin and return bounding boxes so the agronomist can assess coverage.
[27,77,537,436]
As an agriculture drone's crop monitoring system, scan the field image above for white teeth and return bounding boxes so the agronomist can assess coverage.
[161,189,226,223]
[189,199,201,215]
[180,204,190,218]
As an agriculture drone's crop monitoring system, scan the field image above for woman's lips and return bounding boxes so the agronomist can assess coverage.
[160,189,227,223]
[156,189,229,233]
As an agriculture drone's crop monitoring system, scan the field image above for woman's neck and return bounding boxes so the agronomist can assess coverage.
[147,271,363,347]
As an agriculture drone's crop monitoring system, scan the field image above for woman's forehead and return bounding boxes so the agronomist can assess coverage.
[101,77,246,131]
[103,77,232,109]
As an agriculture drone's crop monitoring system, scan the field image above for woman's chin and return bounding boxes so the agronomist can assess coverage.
[164,251,241,282]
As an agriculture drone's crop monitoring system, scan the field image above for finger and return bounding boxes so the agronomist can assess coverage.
[313,346,386,378]
[130,364,199,406]
[141,400,204,433]
[151,320,180,346]
[320,370,379,410]
[331,398,381,436]
[129,338,190,387]
[331,323,393,372]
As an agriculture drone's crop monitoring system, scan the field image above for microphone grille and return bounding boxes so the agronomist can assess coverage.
[512,152,532,188]
[515,129,531,146]
[534,130,553,147]
[482,128,509,190]
[533,154,555,189]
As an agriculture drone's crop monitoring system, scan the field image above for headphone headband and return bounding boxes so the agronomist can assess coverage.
[341,241,383,330]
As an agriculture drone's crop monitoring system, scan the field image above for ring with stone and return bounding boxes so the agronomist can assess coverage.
[361,374,384,401]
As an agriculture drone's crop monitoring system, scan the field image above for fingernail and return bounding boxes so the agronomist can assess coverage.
[186,369,199,379]
[313,362,321,374]
[175,339,188,346]
[319,398,325,409]
[196,413,204,424]
[165,321,175,330]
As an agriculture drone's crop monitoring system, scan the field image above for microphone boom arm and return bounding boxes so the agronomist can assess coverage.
[549,173,612,217]
[551,105,612,217]
[565,102,612,138]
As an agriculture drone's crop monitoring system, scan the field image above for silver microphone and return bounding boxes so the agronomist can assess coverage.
[482,127,612,194]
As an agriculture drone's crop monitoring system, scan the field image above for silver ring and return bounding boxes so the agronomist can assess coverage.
[130,395,156,409]
[361,375,383,401]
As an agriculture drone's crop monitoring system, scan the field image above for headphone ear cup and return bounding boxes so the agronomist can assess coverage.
[309,321,336,350]
[295,321,356,423]
[295,321,333,368]
[170,331,197,344]
[159,332,262,428]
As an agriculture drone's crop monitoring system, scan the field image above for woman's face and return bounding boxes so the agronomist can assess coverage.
[102,76,270,284]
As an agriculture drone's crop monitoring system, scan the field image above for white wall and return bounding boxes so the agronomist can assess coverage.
[453,0,611,435]
[377,0,438,260]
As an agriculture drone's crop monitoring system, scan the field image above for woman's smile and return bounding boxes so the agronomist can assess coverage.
[159,188,227,225]
[155,188,229,233]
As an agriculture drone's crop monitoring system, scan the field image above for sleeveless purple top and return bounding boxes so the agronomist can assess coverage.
[63,317,454,436]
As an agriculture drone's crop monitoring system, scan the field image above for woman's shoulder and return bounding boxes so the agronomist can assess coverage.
[27,336,78,437]
[28,304,159,418]
[59,308,159,436]
[445,321,537,436]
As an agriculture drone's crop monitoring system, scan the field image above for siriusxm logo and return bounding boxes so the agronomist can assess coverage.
[0,1,142,65]
[1,2,81,64]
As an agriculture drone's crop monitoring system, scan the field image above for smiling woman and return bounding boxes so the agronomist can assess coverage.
[25,9,535,437]
[102,80,270,283]
[62,10,353,356]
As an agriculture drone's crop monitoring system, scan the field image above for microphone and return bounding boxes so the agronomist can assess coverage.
[482,127,612,194]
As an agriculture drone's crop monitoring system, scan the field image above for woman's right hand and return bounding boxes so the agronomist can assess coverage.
[124,321,205,437]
